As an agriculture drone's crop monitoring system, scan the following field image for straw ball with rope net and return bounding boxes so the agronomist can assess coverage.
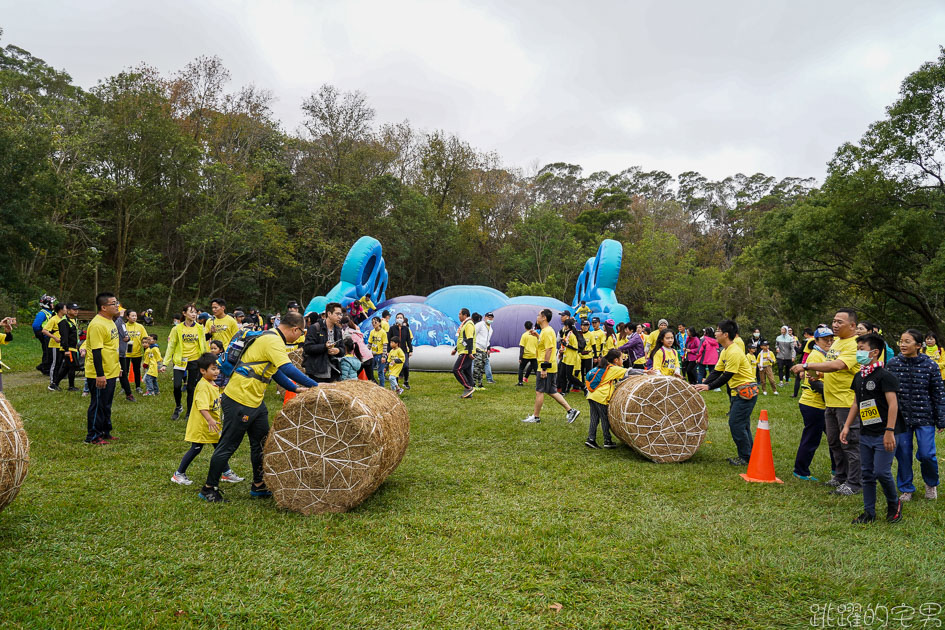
[263,380,409,515]
[608,375,707,463]
[0,394,29,513]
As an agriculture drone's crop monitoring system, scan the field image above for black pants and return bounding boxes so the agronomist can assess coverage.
[37,334,50,373]
[581,358,593,383]
[125,356,142,389]
[49,347,64,386]
[206,395,269,487]
[793,372,802,397]
[85,377,116,442]
[684,360,699,384]
[361,359,375,383]
[452,354,473,389]
[118,357,132,396]
[174,362,201,415]
[518,358,537,383]
[401,353,410,386]
[54,351,77,388]
[177,442,218,475]
[776,358,792,381]
[587,400,611,443]
[560,364,585,393]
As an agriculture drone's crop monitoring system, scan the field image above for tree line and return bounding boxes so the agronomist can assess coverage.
[2,30,943,336]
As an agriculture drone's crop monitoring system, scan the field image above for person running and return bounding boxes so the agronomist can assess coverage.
[167,303,209,421]
[793,326,834,481]
[124,310,148,394]
[695,320,757,465]
[207,298,239,348]
[53,303,81,392]
[886,329,945,502]
[451,308,476,399]
[792,309,862,496]
[473,312,492,390]
[522,309,580,425]
[84,293,121,445]
[841,333,903,524]
[198,312,316,503]
[43,302,65,391]
[650,328,680,377]
[517,321,539,386]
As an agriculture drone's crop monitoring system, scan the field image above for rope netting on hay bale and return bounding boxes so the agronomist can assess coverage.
[263,380,409,515]
[288,347,304,371]
[608,375,707,463]
[0,393,29,513]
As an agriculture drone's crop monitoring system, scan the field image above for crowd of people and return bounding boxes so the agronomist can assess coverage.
[17,292,945,523]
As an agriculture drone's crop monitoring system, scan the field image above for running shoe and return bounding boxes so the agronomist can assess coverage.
[887,499,903,523]
[566,408,580,424]
[584,439,601,449]
[461,388,474,399]
[221,470,244,483]
[198,486,227,503]
[851,512,875,524]
[521,415,540,423]
[250,483,272,498]
[171,472,193,485]
[171,406,182,421]
[792,472,819,482]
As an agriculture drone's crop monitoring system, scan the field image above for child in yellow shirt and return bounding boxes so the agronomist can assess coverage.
[585,349,644,448]
[142,336,165,396]
[387,338,406,396]
[171,353,243,485]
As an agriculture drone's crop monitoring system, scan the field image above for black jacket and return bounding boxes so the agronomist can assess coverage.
[303,320,344,378]
[58,317,79,352]
[388,323,413,353]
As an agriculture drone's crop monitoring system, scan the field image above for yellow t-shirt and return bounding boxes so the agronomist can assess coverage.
[456,320,475,355]
[757,349,775,368]
[715,342,755,393]
[605,334,617,354]
[747,353,758,371]
[44,314,63,350]
[587,365,628,405]
[651,346,678,376]
[575,305,591,321]
[923,346,945,380]
[125,322,148,358]
[562,332,579,366]
[178,323,204,362]
[184,378,222,444]
[0,331,8,373]
[381,319,390,334]
[206,315,239,346]
[223,331,290,407]
[520,331,538,360]
[823,336,859,408]
[84,314,120,379]
[536,326,558,374]
[144,346,163,377]
[645,329,661,355]
[733,335,745,351]
[368,329,388,355]
[799,345,828,410]
[587,329,604,357]
[388,347,406,378]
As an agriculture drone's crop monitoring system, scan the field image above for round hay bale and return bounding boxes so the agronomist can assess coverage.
[608,375,706,463]
[0,393,29,513]
[288,347,304,371]
[263,380,409,515]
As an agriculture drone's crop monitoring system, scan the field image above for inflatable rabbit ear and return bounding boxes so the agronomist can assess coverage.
[304,236,390,316]
[571,239,630,323]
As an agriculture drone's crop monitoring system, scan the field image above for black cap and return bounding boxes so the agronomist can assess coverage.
[591,317,600,323]
[581,320,590,326]
[484,312,494,317]
[65,302,80,310]
[559,310,571,316]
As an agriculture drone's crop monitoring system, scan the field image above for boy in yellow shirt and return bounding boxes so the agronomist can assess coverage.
[368,316,389,387]
[171,353,243,485]
[585,349,633,448]
[517,321,539,386]
[142,336,165,396]
[757,341,778,396]
[387,338,406,396]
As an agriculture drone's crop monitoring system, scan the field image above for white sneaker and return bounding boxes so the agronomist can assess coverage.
[521,415,540,423]
[221,469,244,483]
[773,391,779,396]
[926,486,938,500]
[171,471,193,485]
[900,491,913,502]
[762,391,767,396]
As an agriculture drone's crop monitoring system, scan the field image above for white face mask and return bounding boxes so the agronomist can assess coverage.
[485,319,492,326]
[396,318,404,324]
[754,332,760,338]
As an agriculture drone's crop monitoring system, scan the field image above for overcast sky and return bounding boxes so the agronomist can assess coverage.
[3,1,944,182]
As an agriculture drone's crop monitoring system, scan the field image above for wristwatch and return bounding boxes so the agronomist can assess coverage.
[885,427,895,432]
[801,362,808,370]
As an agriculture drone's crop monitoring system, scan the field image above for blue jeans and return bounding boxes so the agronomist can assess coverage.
[144,374,159,394]
[485,357,494,383]
[860,433,897,516]
[85,377,116,442]
[895,425,939,492]
[374,356,386,387]
[728,394,756,460]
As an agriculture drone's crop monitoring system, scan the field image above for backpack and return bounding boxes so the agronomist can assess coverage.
[585,365,612,392]
[217,329,278,381]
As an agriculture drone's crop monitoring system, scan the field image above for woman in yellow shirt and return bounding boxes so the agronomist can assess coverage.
[124,310,149,394]
[649,329,680,377]
[166,303,209,421]
[923,333,945,381]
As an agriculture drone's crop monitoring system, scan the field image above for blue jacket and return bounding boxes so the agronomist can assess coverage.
[32,309,52,335]
[886,353,945,428]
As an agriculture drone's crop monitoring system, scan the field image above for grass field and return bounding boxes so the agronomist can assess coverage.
[0,324,943,629]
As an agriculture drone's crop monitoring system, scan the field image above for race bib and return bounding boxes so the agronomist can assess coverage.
[859,399,882,425]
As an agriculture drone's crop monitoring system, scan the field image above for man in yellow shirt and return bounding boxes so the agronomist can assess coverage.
[522,309,580,424]
[199,311,316,503]
[43,302,65,390]
[517,321,539,386]
[792,308,862,495]
[451,308,476,398]
[696,319,757,465]
[84,292,121,445]
[587,317,605,361]
[207,298,239,347]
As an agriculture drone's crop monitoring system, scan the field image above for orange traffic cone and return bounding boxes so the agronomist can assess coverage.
[740,410,783,484]
[128,362,135,384]
[358,369,368,381]
[283,390,296,405]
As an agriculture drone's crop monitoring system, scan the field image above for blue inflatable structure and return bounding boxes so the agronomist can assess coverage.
[304,237,630,371]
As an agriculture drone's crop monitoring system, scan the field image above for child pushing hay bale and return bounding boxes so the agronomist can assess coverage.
[263,380,409,514]
[608,375,706,463]
[0,393,29,513]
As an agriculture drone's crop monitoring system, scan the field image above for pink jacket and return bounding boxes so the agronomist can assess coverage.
[698,336,719,365]
[345,328,373,362]
[685,336,702,362]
